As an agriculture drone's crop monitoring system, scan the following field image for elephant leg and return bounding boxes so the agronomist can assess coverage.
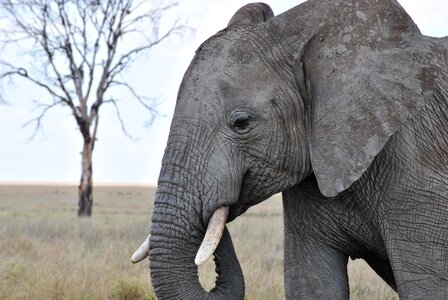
[283,188,349,299]
[384,223,448,299]
[381,177,448,298]
[283,226,349,299]
[385,240,448,299]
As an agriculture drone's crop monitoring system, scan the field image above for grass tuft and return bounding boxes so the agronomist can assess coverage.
[110,276,155,300]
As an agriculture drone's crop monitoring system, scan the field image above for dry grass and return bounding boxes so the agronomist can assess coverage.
[0,184,397,299]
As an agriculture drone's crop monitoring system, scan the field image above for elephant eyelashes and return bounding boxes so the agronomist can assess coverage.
[230,111,253,132]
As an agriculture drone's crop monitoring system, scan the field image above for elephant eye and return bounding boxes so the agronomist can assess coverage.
[230,111,253,132]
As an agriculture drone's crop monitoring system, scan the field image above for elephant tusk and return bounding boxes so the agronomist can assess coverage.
[195,206,229,266]
[131,234,150,263]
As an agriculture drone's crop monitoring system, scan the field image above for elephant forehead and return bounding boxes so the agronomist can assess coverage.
[177,36,279,110]
[194,40,269,80]
[198,28,265,63]
[180,67,279,115]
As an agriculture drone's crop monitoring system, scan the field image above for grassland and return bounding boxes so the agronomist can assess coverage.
[0,184,398,299]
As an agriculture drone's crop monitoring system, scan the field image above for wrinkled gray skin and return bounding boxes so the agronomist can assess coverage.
[148,0,448,299]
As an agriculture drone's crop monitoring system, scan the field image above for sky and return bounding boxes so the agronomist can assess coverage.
[0,0,447,185]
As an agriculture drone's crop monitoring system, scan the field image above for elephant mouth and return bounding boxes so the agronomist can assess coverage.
[194,201,255,264]
[228,202,250,222]
[195,206,229,265]
[132,206,234,266]
[132,186,253,265]
[196,198,253,264]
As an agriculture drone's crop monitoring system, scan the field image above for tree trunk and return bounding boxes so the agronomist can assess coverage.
[78,138,93,217]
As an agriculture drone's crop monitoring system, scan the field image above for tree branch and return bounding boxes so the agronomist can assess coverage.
[21,99,63,142]
[105,76,161,125]
[104,99,139,141]
[0,64,78,117]
[56,1,84,104]
[39,6,78,114]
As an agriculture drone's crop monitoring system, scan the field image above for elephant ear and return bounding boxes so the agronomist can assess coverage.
[304,0,435,197]
[228,3,274,27]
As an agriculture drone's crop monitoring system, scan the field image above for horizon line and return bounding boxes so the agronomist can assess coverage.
[0,180,157,187]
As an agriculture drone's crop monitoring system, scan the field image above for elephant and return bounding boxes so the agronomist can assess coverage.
[132,0,448,299]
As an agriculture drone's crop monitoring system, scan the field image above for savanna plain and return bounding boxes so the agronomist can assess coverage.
[0,184,398,299]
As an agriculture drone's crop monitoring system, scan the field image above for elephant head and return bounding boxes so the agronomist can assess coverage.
[135,0,435,298]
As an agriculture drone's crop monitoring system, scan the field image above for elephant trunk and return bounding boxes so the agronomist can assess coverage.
[149,181,244,299]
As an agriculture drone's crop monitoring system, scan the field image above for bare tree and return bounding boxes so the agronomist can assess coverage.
[0,0,185,216]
